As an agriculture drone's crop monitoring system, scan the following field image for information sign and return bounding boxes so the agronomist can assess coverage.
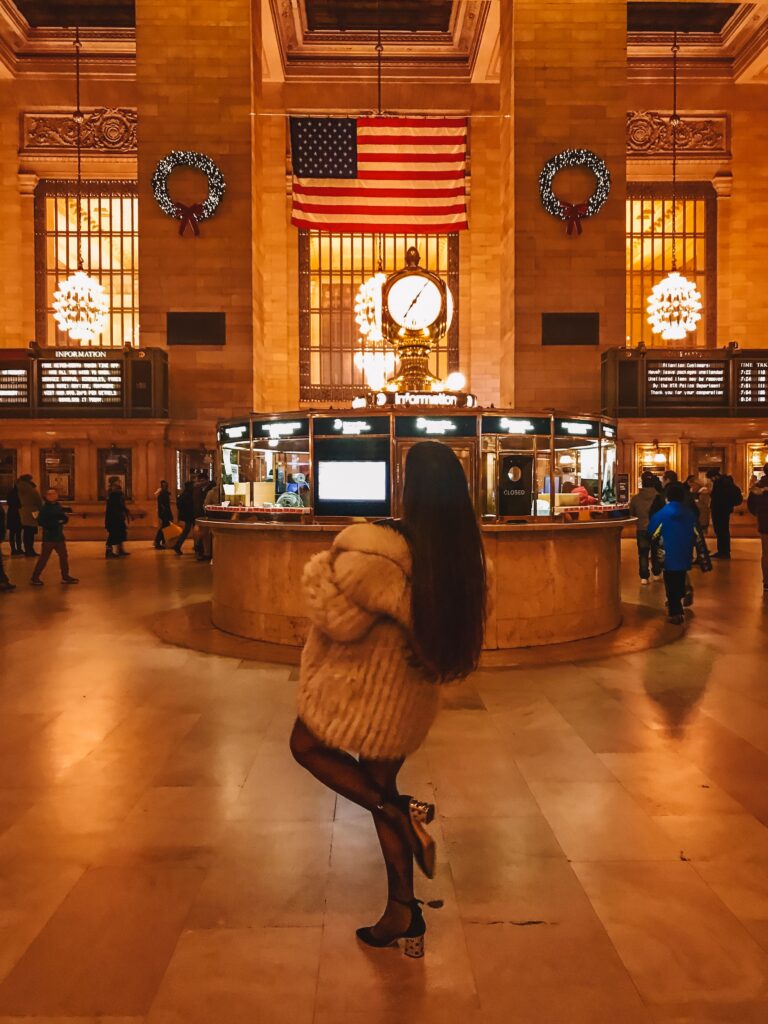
[646,360,727,406]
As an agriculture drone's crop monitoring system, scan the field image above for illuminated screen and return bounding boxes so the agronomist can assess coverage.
[318,461,387,503]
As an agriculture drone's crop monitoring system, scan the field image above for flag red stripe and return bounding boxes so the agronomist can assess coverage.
[292,200,467,216]
[357,134,466,146]
[360,117,467,128]
[357,169,464,180]
[357,151,461,164]
[293,184,466,198]
[292,216,467,233]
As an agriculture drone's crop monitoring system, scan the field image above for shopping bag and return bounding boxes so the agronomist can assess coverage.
[694,526,712,573]
[162,522,183,544]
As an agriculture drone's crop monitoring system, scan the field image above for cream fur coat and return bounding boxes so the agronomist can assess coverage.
[296,522,441,760]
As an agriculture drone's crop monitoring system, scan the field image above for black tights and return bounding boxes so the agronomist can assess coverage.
[289,718,414,906]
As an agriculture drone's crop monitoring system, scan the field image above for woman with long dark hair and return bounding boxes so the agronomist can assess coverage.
[290,441,487,957]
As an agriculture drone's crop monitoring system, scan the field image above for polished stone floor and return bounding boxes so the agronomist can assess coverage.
[0,538,767,1023]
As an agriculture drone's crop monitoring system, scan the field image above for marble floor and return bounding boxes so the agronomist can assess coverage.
[0,538,767,1023]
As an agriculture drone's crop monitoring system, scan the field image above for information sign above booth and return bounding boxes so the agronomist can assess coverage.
[0,348,168,419]
[602,347,768,417]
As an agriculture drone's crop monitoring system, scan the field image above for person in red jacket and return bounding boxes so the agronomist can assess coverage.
[747,465,768,593]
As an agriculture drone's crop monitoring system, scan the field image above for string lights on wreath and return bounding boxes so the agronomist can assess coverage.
[539,148,611,236]
[151,150,226,236]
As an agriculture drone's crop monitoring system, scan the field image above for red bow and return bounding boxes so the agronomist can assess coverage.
[560,201,588,236]
[175,203,204,237]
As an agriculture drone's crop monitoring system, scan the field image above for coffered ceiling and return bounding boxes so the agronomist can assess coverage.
[628,3,740,33]
[304,1,453,33]
[14,1,133,27]
[2,0,768,86]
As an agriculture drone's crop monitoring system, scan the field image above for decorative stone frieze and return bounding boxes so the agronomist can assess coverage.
[626,111,728,157]
[22,108,137,154]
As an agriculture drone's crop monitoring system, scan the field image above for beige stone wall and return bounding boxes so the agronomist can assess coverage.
[135,0,255,425]
[511,0,628,414]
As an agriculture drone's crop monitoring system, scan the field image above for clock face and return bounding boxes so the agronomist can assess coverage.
[386,274,443,331]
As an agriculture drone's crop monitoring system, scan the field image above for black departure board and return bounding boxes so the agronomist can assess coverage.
[646,359,728,406]
[38,352,123,408]
[0,361,31,408]
[737,359,768,407]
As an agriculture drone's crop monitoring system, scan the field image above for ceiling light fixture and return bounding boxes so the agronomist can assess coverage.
[52,25,109,345]
[646,31,702,343]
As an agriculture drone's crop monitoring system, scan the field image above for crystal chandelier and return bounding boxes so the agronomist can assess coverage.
[646,32,701,342]
[53,26,109,345]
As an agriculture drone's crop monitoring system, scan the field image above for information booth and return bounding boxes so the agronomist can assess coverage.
[214,410,621,522]
[207,407,628,654]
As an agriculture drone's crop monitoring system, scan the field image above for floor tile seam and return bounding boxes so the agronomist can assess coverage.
[565,857,741,1019]
[0,864,89,989]
[685,859,768,959]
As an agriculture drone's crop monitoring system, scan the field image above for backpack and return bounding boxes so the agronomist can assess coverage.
[730,483,743,508]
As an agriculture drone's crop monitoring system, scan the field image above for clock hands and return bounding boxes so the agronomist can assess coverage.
[402,281,430,322]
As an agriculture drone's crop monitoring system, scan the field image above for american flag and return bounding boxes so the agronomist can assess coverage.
[290,116,468,233]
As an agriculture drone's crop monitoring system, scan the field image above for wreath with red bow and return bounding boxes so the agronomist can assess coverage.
[539,149,611,236]
[151,150,226,237]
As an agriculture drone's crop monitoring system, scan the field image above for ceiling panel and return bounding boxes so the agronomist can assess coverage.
[15,1,135,28]
[305,0,453,33]
[627,3,741,34]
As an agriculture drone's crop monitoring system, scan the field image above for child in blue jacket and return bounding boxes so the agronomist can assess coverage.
[648,482,695,624]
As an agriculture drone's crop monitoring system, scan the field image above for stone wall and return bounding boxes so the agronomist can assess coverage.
[135,0,255,424]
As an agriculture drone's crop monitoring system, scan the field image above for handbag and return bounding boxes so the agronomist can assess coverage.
[162,521,183,544]
[694,526,713,573]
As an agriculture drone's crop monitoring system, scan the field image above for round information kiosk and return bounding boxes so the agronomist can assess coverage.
[204,405,628,652]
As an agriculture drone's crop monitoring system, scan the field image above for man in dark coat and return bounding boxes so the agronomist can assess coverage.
[0,501,15,592]
[6,483,22,555]
[707,468,742,560]
[104,483,131,558]
[154,480,173,549]
[747,465,768,592]
[30,488,79,585]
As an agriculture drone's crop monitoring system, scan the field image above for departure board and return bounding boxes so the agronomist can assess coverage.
[737,359,768,406]
[38,352,123,408]
[0,361,31,408]
[646,359,728,406]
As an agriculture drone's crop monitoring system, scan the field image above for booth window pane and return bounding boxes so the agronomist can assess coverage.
[299,230,459,402]
[626,184,715,349]
[35,181,139,349]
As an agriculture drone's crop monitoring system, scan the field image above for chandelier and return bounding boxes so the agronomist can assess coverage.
[646,32,701,342]
[52,26,109,344]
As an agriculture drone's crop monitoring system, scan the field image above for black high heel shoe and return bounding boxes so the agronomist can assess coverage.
[356,898,426,958]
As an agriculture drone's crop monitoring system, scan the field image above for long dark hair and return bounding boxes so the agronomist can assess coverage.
[401,442,486,683]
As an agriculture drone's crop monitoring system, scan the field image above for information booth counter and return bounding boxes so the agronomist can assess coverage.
[205,408,628,652]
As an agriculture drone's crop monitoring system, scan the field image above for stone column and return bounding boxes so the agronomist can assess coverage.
[505,0,627,411]
[135,0,257,425]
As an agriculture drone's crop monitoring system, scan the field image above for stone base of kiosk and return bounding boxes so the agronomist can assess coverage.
[206,519,625,651]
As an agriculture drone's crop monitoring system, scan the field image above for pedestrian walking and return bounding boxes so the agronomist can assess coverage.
[104,482,131,558]
[629,471,663,584]
[17,474,42,557]
[30,489,79,586]
[707,469,742,559]
[649,482,696,625]
[6,482,22,555]
[153,480,173,549]
[290,442,488,958]
[747,464,768,593]
[173,479,195,555]
[0,500,15,592]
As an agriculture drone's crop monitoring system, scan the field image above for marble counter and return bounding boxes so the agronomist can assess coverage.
[204,518,628,651]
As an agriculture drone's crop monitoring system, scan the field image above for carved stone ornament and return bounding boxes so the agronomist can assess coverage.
[626,111,728,157]
[23,108,137,153]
